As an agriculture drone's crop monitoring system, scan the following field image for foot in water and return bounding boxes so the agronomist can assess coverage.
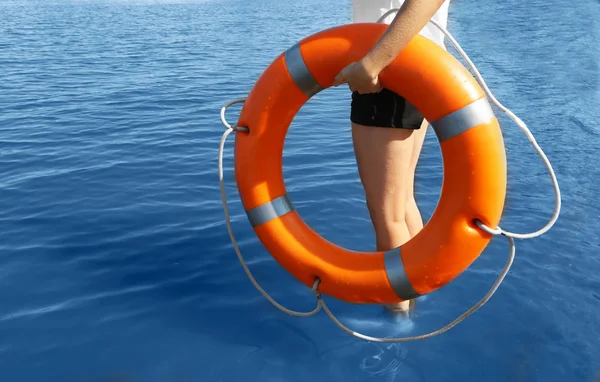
[384,299,416,318]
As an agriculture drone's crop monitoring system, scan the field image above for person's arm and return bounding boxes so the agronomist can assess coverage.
[334,0,446,93]
[362,0,447,75]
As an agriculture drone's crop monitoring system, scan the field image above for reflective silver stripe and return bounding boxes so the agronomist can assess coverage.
[431,97,495,142]
[384,248,420,300]
[283,42,324,98]
[246,194,294,227]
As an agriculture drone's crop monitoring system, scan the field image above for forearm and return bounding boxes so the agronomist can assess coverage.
[363,0,446,74]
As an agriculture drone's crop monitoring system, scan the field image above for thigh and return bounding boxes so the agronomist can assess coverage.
[351,122,416,226]
[350,89,425,222]
[406,119,428,196]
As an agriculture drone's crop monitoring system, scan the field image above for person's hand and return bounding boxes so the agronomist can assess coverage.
[333,57,383,94]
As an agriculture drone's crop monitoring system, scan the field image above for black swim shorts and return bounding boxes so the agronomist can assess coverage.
[350,88,424,129]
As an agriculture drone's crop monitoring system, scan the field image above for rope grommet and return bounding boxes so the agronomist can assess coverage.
[475,219,503,236]
[311,278,322,297]
[231,125,249,133]
[220,98,249,132]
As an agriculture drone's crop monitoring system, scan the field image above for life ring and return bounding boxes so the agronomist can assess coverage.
[233,23,507,304]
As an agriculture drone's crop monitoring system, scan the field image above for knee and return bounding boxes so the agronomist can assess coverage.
[366,198,408,232]
[369,209,409,251]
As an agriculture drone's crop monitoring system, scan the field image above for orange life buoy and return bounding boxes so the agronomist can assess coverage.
[233,23,507,304]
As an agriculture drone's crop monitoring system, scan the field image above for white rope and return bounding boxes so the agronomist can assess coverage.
[217,16,561,341]
[379,10,561,239]
[219,125,516,341]
[429,18,561,239]
[317,236,515,342]
[219,127,321,317]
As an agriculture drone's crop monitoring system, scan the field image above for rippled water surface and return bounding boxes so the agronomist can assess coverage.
[1,0,599,381]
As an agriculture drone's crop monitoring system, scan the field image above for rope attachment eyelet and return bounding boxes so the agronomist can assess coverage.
[311,278,322,299]
[220,98,249,132]
[475,219,504,236]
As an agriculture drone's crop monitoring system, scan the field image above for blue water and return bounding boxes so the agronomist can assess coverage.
[1,0,599,380]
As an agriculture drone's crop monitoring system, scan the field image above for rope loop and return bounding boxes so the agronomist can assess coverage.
[475,219,504,236]
[216,12,561,341]
[220,97,249,132]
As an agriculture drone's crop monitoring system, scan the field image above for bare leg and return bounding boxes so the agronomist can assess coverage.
[352,122,420,313]
[403,119,428,313]
[405,119,428,237]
